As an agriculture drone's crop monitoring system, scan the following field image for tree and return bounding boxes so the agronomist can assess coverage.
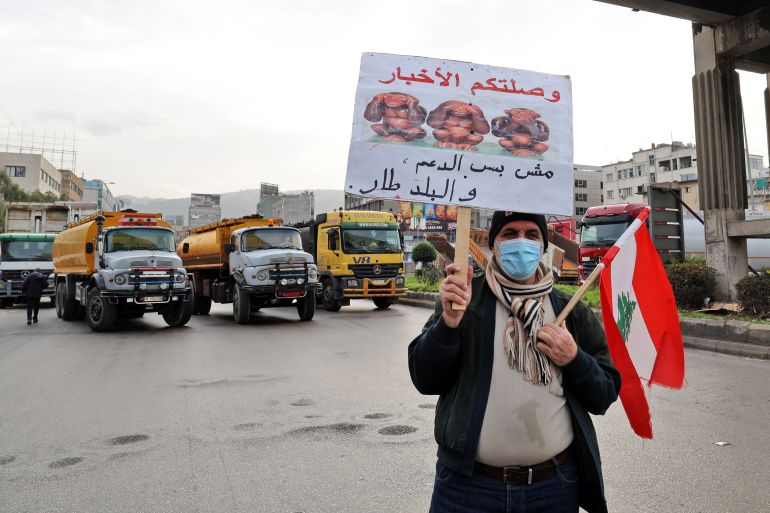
[412,241,438,266]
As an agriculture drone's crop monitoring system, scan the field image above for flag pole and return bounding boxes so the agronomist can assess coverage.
[554,262,604,325]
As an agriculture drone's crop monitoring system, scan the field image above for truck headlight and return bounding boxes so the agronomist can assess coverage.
[308,268,317,279]
[160,283,169,290]
[280,278,288,286]
[346,278,359,288]
[114,274,127,285]
[139,283,147,290]
[257,271,268,281]
[174,272,186,283]
[396,276,405,287]
[297,277,305,285]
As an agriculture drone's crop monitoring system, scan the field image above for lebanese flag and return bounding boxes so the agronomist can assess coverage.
[598,207,685,439]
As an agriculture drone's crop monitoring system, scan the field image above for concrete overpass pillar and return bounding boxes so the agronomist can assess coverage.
[692,24,749,301]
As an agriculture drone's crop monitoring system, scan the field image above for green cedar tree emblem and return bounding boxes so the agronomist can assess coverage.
[616,291,637,343]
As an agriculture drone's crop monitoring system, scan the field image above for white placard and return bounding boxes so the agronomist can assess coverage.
[345,52,573,215]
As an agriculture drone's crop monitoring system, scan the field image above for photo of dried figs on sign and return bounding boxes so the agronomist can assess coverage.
[363,92,428,143]
[491,108,550,157]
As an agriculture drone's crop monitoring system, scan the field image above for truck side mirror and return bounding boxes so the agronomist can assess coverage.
[85,242,94,254]
[224,243,234,254]
[182,242,190,254]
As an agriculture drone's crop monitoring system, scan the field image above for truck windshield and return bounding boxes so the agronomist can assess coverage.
[0,240,54,262]
[105,228,175,252]
[241,229,303,251]
[342,229,402,253]
[581,222,630,247]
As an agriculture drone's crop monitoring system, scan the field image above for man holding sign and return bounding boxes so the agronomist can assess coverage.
[408,211,621,513]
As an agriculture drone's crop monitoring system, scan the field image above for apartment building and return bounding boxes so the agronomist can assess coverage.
[1,152,62,197]
[58,169,84,201]
[82,179,116,211]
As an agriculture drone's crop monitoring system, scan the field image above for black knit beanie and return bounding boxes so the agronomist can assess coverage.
[488,211,548,250]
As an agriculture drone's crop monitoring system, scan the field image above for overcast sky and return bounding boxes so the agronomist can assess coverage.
[1,0,767,198]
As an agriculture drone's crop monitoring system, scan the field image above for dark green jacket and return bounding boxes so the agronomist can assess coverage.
[408,274,621,513]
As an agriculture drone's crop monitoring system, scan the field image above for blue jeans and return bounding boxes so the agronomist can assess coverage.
[429,459,579,513]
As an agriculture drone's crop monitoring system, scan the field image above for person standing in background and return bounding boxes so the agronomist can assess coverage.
[21,269,48,325]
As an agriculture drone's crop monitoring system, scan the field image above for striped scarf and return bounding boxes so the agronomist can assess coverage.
[485,257,555,386]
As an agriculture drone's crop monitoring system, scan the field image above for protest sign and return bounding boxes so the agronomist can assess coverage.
[345,52,573,216]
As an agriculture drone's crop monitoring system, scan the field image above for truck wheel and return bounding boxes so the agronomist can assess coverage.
[373,298,393,310]
[194,296,212,315]
[57,282,78,321]
[233,283,251,324]
[322,280,341,312]
[297,295,315,321]
[86,288,116,332]
[163,298,193,327]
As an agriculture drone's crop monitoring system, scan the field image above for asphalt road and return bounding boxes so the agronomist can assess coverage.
[0,300,768,513]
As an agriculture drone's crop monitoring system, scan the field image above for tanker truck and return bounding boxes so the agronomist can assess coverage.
[293,211,406,311]
[53,211,193,331]
[178,215,320,323]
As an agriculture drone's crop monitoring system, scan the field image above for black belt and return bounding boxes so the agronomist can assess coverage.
[474,445,574,485]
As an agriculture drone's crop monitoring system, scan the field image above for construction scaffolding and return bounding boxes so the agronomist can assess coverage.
[1,128,77,171]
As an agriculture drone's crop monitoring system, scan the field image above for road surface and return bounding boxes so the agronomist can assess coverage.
[0,301,768,512]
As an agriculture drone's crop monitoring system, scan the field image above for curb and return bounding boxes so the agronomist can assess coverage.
[399,291,770,359]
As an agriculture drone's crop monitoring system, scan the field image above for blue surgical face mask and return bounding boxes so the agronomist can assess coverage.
[496,238,543,280]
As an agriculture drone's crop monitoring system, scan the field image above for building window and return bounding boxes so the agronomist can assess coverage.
[650,172,656,183]
[617,170,622,180]
[574,179,587,188]
[575,193,588,202]
[606,173,613,182]
[658,160,671,172]
[649,155,655,164]
[575,207,586,216]
[607,190,614,199]
[684,187,692,193]
[6,165,26,177]
[680,156,692,168]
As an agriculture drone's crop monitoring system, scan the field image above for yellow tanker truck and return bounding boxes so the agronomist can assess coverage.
[294,211,405,311]
[178,215,320,323]
[53,211,193,331]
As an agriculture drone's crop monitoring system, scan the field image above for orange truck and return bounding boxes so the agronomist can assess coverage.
[53,211,193,331]
[178,215,320,323]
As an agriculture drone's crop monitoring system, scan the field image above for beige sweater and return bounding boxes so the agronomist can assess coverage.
[475,300,574,466]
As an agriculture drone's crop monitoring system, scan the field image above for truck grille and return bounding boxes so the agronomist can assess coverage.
[349,264,401,278]
[129,259,176,267]
[269,266,308,279]
[582,258,599,276]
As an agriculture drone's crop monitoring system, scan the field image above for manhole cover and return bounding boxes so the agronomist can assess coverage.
[378,425,418,436]
[108,434,150,446]
[364,412,394,420]
[48,457,83,468]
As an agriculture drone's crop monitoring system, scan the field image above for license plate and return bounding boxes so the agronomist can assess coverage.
[140,296,165,302]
